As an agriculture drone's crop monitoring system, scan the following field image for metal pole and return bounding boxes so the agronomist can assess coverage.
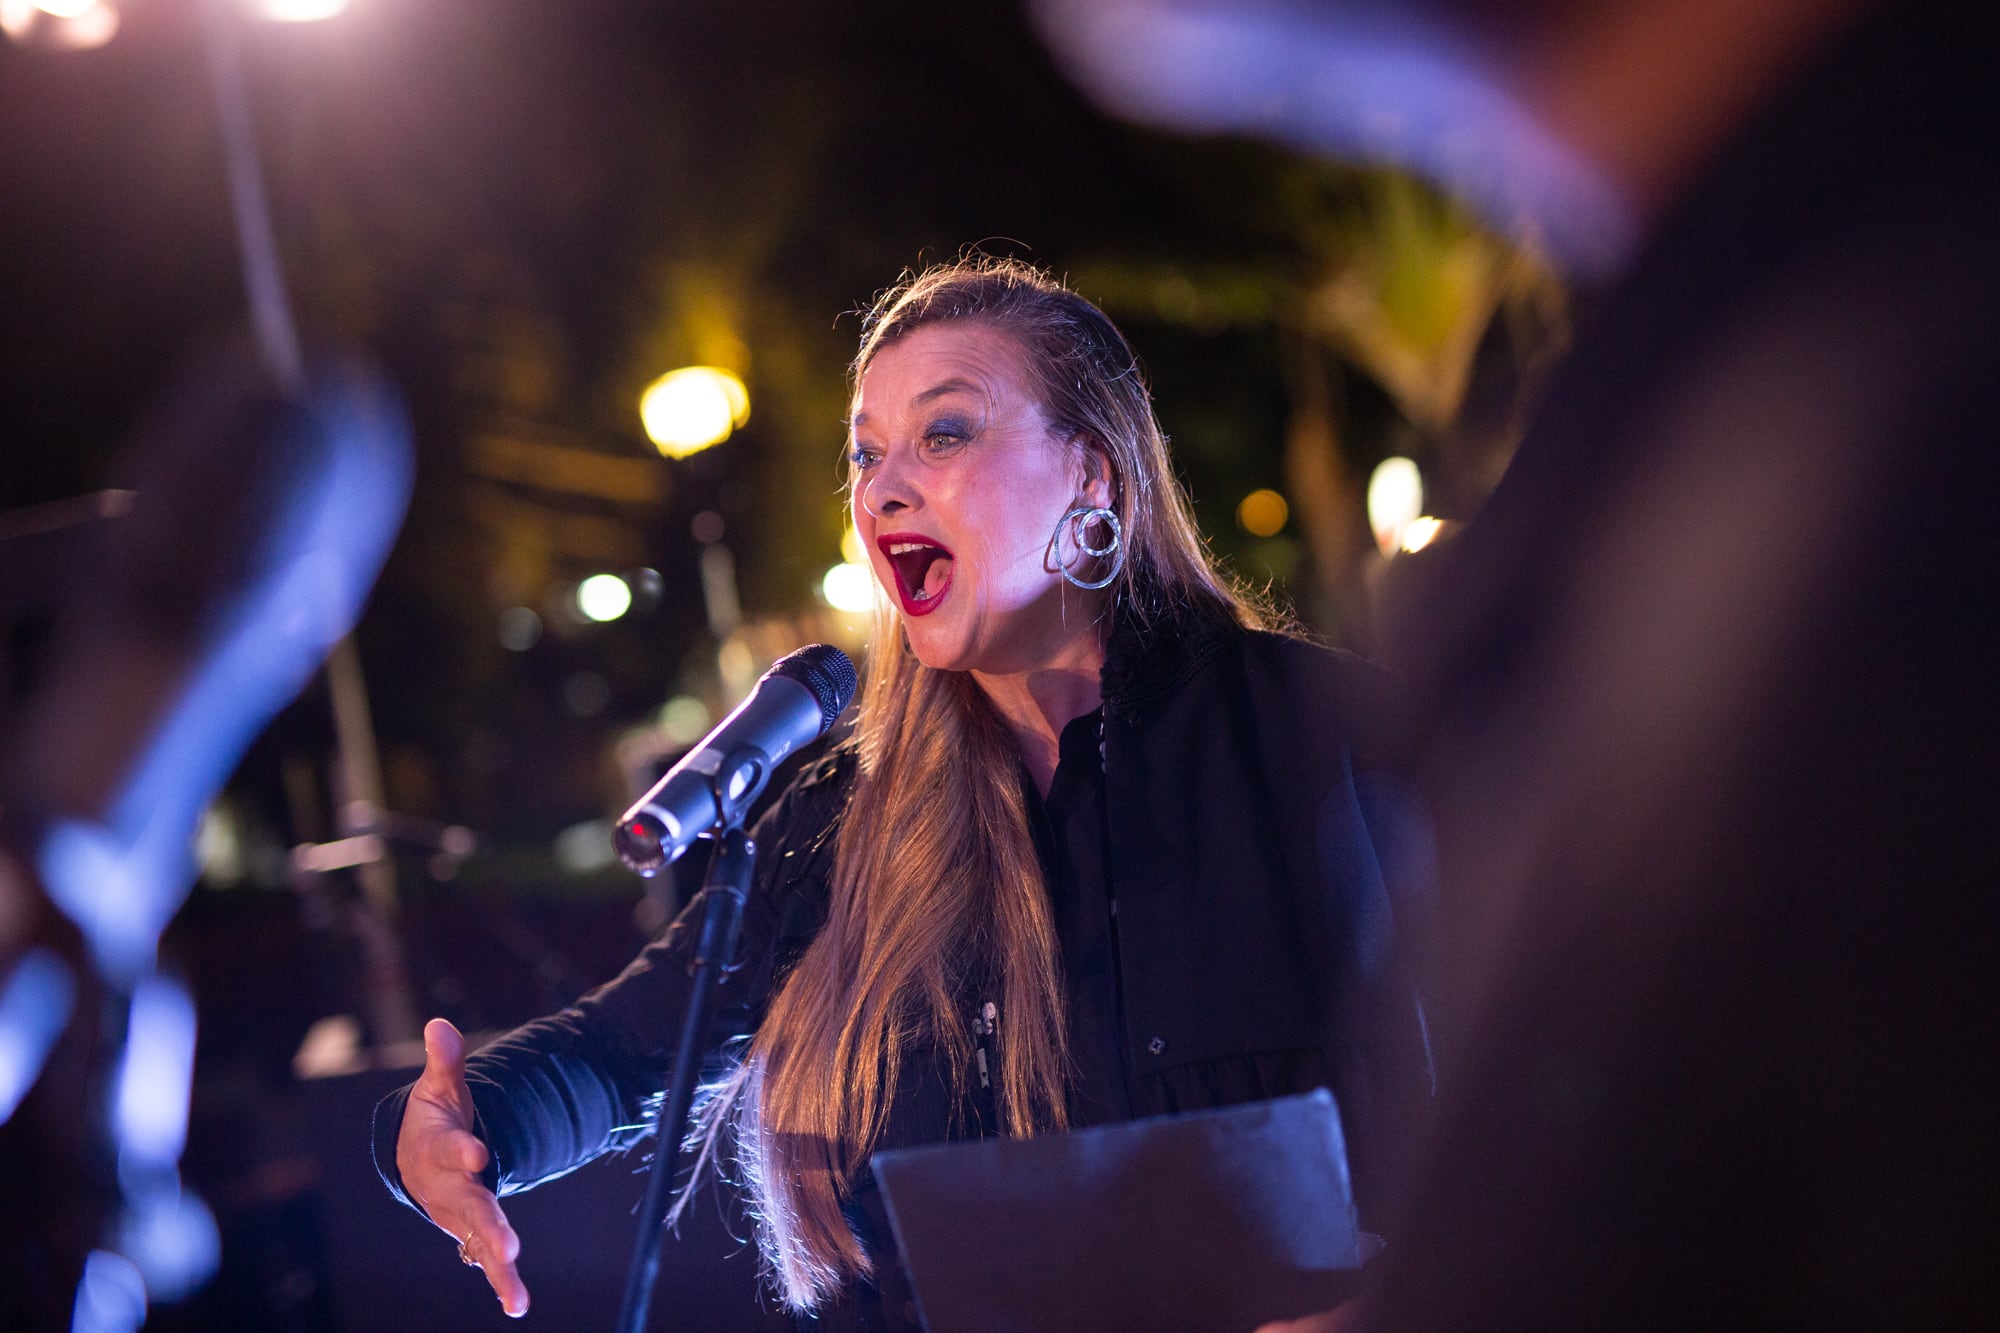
[614,827,756,1333]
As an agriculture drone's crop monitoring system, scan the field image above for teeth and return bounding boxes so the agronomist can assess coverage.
[887,541,937,555]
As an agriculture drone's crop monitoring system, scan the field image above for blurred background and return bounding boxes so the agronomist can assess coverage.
[2,1,1566,1327]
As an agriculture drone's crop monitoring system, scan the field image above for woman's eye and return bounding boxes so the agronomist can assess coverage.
[923,430,966,454]
[848,447,879,469]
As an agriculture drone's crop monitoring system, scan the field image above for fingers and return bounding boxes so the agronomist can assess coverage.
[421,1016,468,1087]
[408,1018,529,1315]
[423,1124,491,1177]
[406,1018,476,1141]
[458,1201,531,1318]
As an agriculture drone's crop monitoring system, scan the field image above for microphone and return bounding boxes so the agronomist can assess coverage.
[613,644,856,875]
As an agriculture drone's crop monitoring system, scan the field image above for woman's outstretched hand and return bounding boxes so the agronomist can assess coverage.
[397,1017,531,1318]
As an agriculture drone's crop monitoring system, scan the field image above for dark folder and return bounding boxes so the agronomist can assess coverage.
[871,1089,1364,1333]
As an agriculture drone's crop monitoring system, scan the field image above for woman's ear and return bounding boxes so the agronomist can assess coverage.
[1073,436,1116,511]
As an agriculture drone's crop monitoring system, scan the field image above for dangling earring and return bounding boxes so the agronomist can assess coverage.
[1051,505,1124,590]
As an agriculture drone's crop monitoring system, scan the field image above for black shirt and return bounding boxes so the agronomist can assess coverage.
[1024,706,1133,1130]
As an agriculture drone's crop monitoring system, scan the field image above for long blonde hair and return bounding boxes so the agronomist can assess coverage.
[711,257,1266,1309]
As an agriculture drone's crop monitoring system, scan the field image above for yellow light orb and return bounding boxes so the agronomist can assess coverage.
[640,367,749,460]
[1236,488,1290,538]
[840,525,867,565]
[821,562,879,614]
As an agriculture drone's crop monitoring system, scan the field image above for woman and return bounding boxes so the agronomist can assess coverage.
[376,257,1431,1329]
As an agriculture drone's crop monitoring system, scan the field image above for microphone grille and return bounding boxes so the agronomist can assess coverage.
[770,643,858,731]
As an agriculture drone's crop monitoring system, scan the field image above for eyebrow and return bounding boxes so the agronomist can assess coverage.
[849,376,982,430]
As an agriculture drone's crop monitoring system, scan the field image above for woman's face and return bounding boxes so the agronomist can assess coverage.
[849,322,1110,677]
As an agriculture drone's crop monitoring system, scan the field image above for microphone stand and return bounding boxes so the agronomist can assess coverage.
[613,822,757,1333]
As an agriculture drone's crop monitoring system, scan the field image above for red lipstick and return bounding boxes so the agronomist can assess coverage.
[876,532,955,616]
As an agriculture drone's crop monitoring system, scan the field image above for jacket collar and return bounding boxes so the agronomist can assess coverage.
[1099,599,1241,722]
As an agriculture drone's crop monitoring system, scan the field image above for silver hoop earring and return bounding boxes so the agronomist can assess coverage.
[1052,505,1124,590]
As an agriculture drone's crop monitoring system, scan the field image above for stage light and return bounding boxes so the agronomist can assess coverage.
[1367,457,1424,554]
[1236,488,1290,538]
[822,562,878,614]
[840,524,867,564]
[255,0,349,21]
[2,0,119,49]
[576,573,632,622]
[640,367,749,459]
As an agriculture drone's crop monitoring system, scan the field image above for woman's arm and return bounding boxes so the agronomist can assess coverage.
[369,755,848,1311]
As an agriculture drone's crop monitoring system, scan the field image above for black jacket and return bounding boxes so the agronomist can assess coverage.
[374,613,1433,1322]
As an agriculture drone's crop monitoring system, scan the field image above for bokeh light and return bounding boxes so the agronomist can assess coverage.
[822,562,878,613]
[1400,516,1446,553]
[658,695,713,745]
[1236,488,1290,537]
[840,524,867,565]
[2,0,120,49]
[195,804,245,888]
[576,573,632,622]
[254,0,349,21]
[114,974,196,1162]
[640,366,749,459]
[552,819,615,873]
[497,606,543,651]
[1367,456,1425,554]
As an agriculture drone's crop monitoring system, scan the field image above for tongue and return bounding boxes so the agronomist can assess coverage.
[920,555,954,599]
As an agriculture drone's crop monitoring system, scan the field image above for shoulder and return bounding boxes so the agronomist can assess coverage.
[1211,626,1391,708]
[1234,625,1377,678]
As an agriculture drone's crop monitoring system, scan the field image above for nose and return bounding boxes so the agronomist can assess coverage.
[857,453,919,520]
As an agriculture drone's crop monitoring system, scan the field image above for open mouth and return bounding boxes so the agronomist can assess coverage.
[877,532,955,616]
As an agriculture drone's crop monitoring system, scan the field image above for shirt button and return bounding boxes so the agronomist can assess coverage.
[1148,1036,1166,1056]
